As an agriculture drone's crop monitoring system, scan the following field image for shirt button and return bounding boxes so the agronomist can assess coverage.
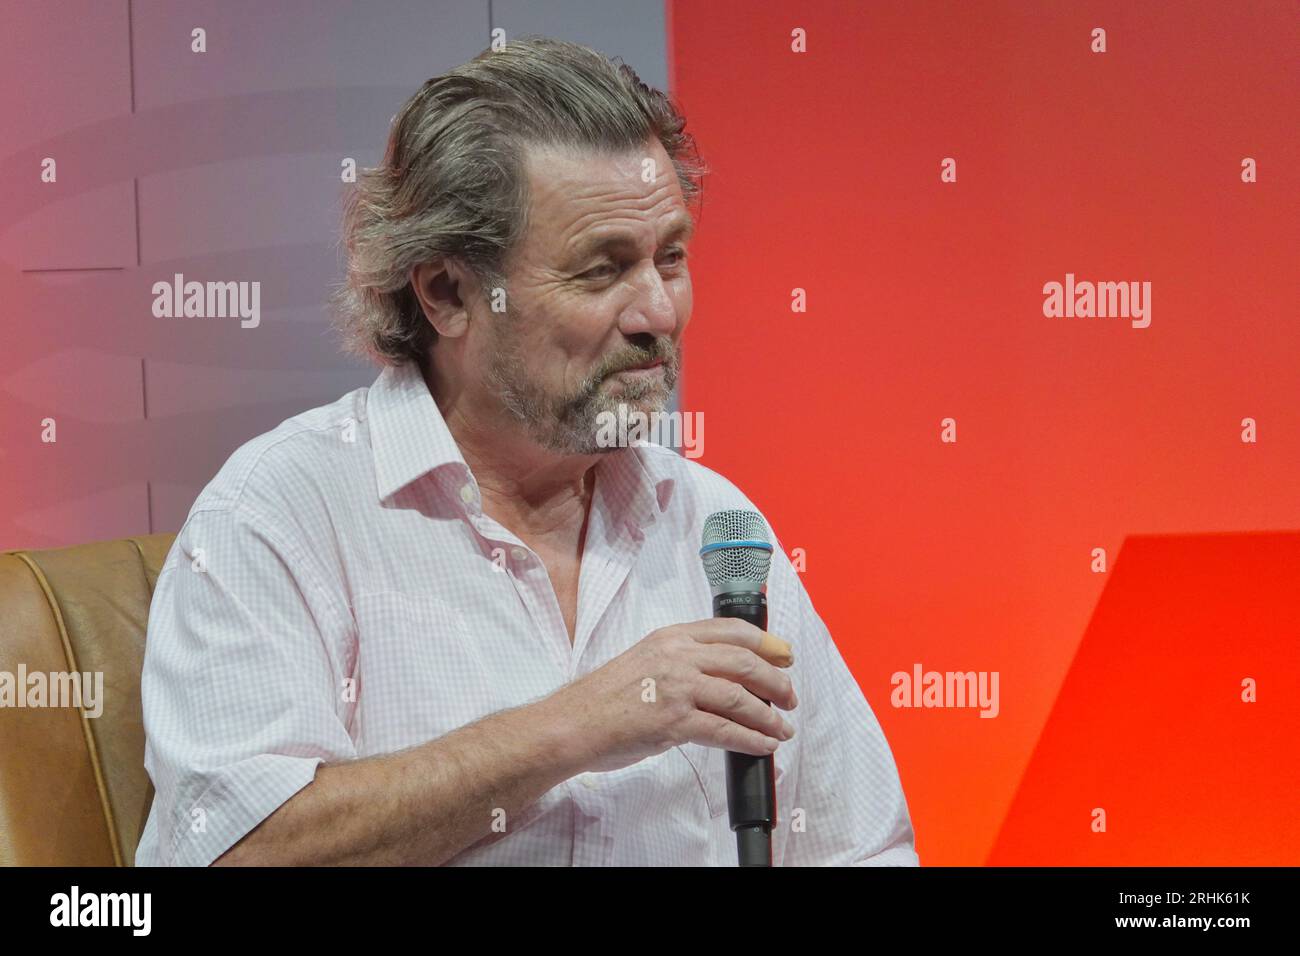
[459,483,475,505]
[580,774,599,790]
[510,547,527,562]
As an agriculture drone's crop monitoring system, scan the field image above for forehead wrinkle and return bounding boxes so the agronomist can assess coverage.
[545,176,681,224]
[523,148,689,263]
[565,212,694,259]
[556,191,691,252]
[531,152,680,207]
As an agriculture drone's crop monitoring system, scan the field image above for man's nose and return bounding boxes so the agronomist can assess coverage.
[617,261,679,338]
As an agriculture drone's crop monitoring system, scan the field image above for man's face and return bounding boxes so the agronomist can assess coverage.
[474,138,694,455]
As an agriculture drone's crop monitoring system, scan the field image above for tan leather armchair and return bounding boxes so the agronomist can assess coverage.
[0,534,174,866]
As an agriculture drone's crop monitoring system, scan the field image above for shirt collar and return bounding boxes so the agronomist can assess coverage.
[368,361,472,504]
[594,435,677,536]
[366,361,675,529]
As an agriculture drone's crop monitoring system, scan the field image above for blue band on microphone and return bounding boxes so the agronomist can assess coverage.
[698,539,775,557]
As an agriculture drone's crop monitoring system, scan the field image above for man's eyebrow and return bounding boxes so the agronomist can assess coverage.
[567,214,696,262]
[665,214,696,242]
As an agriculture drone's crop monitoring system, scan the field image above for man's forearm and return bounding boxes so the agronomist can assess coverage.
[211,694,588,866]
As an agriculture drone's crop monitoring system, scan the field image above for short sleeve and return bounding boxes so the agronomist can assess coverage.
[777,568,920,866]
[137,502,358,866]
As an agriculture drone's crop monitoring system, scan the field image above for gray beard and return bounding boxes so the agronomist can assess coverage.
[485,332,678,456]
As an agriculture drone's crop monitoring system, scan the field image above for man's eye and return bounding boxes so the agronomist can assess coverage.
[579,262,617,279]
[579,250,686,280]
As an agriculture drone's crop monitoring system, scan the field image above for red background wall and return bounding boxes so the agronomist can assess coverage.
[670,0,1299,865]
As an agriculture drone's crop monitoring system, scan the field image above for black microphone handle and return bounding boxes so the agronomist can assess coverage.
[713,591,775,867]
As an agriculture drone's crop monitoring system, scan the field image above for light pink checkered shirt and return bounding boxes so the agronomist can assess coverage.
[135,360,918,866]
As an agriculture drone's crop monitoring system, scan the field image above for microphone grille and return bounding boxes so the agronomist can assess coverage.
[699,509,774,594]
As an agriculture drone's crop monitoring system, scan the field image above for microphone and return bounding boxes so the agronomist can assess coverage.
[699,509,777,867]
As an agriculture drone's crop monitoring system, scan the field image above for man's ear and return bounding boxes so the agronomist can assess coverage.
[410,257,477,338]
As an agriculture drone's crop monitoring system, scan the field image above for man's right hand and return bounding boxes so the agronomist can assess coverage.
[548,618,799,774]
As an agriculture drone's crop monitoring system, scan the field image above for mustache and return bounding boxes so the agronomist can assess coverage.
[599,339,678,379]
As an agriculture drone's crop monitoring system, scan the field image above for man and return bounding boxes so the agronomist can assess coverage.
[135,35,918,866]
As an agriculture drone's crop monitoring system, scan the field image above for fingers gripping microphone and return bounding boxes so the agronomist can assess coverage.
[699,510,777,867]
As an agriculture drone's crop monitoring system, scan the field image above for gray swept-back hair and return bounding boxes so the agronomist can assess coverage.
[331,34,708,367]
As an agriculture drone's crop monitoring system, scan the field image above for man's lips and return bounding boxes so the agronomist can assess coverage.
[621,358,664,372]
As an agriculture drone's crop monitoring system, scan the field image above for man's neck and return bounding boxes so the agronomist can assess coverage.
[422,362,600,542]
